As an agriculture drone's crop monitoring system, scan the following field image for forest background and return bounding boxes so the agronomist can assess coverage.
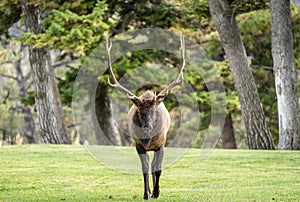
[0,0,299,150]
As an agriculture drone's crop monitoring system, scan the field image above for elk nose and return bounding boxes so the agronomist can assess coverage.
[143,125,153,134]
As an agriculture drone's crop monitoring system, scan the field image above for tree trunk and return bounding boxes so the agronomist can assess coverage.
[0,129,9,145]
[208,0,275,149]
[221,113,237,149]
[270,0,300,150]
[15,63,37,144]
[21,0,70,144]
[94,82,121,145]
[23,107,37,143]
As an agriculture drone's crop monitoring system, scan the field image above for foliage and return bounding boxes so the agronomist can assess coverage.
[0,38,33,140]
[238,10,272,66]
[229,0,269,14]
[1,0,300,146]
[49,0,300,147]
[291,5,300,69]
[0,0,21,35]
[0,100,25,140]
[236,6,300,142]
[167,0,210,29]
[0,0,99,36]
[0,103,10,128]
[20,91,35,106]
[0,72,24,135]
[215,61,240,112]
[238,5,300,68]
[201,6,300,143]
[0,145,299,201]
[106,0,178,32]
[57,66,80,105]
[21,1,109,56]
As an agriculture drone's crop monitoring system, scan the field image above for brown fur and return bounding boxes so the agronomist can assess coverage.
[106,36,185,200]
[128,91,171,151]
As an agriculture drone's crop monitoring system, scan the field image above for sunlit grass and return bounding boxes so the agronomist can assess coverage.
[0,145,299,201]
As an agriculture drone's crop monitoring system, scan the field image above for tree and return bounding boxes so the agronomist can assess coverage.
[0,76,28,145]
[0,0,21,35]
[10,44,37,143]
[94,83,121,145]
[21,0,69,144]
[1,33,37,143]
[221,113,236,149]
[37,2,122,145]
[208,0,275,149]
[270,0,300,150]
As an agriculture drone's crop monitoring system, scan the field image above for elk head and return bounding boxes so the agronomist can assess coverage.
[106,36,186,136]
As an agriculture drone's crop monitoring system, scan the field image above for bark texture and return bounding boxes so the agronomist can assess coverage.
[209,0,274,149]
[221,113,237,149]
[94,83,121,145]
[270,0,300,150]
[21,0,69,144]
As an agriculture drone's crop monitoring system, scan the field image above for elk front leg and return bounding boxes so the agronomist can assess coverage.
[151,146,164,198]
[136,145,150,200]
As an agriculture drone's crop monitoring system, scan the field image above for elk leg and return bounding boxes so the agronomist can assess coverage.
[136,145,150,200]
[151,146,164,198]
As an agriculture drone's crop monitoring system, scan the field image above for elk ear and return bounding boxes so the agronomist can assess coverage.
[130,97,141,106]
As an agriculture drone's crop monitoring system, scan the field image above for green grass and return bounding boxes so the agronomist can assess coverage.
[0,145,299,201]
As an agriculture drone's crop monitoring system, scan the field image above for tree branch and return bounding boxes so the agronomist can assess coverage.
[52,59,79,69]
[1,88,11,104]
[0,61,14,65]
[0,73,17,80]
[24,70,32,81]
[250,65,273,71]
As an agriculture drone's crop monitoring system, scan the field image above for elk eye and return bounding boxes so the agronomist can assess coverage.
[148,100,155,105]
[140,100,152,108]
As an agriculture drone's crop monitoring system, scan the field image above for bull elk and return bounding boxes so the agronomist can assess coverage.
[106,36,186,200]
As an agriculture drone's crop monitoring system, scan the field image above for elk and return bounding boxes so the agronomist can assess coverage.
[106,36,185,200]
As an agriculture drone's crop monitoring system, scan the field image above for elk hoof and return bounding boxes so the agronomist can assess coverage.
[151,190,160,198]
[143,192,150,200]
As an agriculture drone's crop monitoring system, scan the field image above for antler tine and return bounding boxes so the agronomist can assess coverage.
[156,36,186,98]
[106,37,139,99]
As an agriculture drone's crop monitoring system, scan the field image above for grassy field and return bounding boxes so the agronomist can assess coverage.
[0,145,299,202]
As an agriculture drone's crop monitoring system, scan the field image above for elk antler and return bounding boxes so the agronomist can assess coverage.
[156,36,186,99]
[106,37,139,100]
